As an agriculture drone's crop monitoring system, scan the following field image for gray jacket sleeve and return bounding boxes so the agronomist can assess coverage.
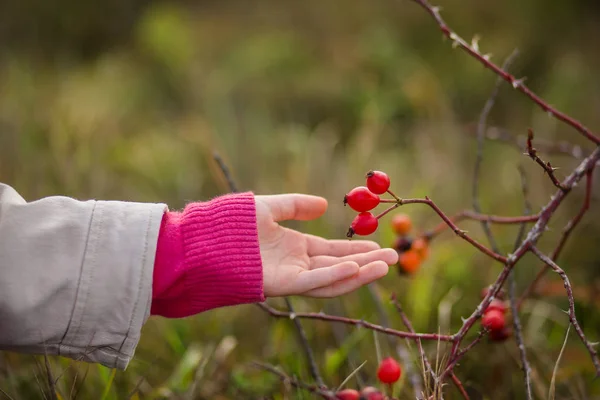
[0,183,167,369]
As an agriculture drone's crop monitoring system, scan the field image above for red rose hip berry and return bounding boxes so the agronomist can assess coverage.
[486,299,507,314]
[360,387,384,400]
[366,170,390,194]
[336,389,360,400]
[344,186,380,212]
[376,357,402,384]
[347,212,378,237]
[482,309,506,331]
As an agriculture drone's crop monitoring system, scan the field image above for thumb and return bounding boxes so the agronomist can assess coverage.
[256,194,328,222]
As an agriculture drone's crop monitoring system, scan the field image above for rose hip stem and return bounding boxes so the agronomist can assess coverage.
[375,204,400,219]
[387,189,401,202]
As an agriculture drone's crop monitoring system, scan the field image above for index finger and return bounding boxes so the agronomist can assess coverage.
[305,234,381,257]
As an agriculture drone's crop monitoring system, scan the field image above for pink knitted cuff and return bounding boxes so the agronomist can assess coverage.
[151,192,265,318]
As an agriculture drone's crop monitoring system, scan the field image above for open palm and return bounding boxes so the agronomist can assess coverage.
[254,194,398,298]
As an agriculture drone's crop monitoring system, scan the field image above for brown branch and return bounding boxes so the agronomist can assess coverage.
[256,302,454,342]
[284,298,325,388]
[396,197,508,262]
[252,362,336,399]
[525,129,568,191]
[529,247,600,376]
[450,372,471,400]
[407,0,600,145]
[519,168,595,306]
[442,329,488,377]
[444,146,600,376]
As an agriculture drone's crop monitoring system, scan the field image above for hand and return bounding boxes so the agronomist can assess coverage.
[254,194,398,298]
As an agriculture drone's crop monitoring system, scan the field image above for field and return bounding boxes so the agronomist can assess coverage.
[1,0,600,398]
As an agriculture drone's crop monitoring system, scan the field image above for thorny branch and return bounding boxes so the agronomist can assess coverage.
[530,247,600,373]
[257,302,454,342]
[519,168,595,306]
[407,0,600,145]
[525,129,568,191]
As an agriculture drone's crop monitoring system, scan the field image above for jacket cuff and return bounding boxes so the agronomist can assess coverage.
[151,192,265,318]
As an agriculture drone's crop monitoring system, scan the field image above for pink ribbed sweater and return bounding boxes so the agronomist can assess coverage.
[151,192,265,317]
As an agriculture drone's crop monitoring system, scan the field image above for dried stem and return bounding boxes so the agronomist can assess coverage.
[525,129,568,191]
[390,293,436,384]
[368,285,423,398]
[519,168,595,306]
[509,166,533,400]
[284,298,325,388]
[256,302,453,342]
[529,247,600,376]
[407,0,600,145]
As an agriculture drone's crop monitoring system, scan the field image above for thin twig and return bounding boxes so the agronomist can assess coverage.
[425,210,539,240]
[530,246,600,376]
[509,165,533,400]
[525,129,568,191]
[472,49,520,253]
[476,126,590,160]
[252,362,336,399]
[256,302,453,342]
[284,298,325,388]
[407,0,600,145]
[212,151,239,192]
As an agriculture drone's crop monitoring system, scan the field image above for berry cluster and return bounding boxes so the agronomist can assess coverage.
[334,357,401,400]
[390,214,429,275]
[480,287,511,341]
[344,171,391,237]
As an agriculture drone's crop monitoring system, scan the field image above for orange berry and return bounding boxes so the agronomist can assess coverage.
[391,214,412,235]
[411,237,429,259]
[398,250,421,274]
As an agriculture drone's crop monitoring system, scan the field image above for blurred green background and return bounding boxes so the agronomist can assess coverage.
[1,0,600,398]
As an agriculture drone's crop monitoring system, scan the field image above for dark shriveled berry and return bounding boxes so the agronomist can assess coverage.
[392,236,413,253]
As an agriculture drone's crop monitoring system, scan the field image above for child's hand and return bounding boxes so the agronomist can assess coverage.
[255,194,398,298]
